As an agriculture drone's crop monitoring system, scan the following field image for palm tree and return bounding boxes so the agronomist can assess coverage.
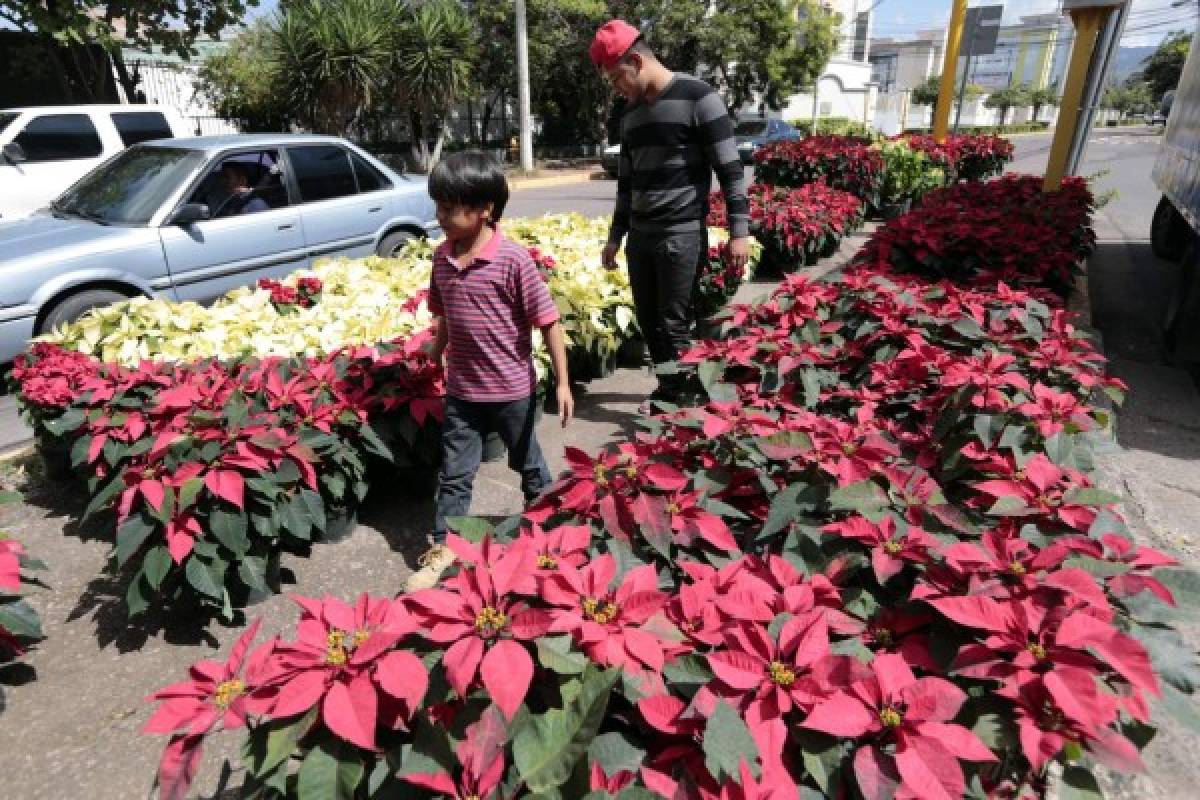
[1029,86,1059,124]
[271,0,402,137]
[393,0,475,171]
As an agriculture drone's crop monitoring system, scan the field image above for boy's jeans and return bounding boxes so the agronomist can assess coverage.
[434,394,553,542]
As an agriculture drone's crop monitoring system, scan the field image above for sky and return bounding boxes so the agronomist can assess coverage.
[873,0,1195,46]
[244,0,1194,46]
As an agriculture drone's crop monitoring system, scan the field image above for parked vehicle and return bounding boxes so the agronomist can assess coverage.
[0,134,439,364]
[0,104,193,221]
[735,117,801,164]
[602,142,621,178]
[1151,44,1200,362]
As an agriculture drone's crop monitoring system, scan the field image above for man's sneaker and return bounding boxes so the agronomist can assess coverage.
[404,543,457,592]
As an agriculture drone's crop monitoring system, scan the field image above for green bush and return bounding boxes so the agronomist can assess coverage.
[789,117,876,138]
[877,140,944,205]
[902,121,1050,136]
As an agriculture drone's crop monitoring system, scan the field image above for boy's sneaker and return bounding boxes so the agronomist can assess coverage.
[404,543,457,592]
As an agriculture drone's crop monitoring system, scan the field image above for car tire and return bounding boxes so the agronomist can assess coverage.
[377,230,417,258]
[1151,195,1189,262]
[38,289,131,335]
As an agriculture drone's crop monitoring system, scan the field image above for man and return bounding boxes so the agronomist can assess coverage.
[214,161,269,216]
[591,19,750,408]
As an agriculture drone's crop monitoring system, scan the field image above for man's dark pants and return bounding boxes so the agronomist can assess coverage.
[625,229,707,397]
[434,394,552,541]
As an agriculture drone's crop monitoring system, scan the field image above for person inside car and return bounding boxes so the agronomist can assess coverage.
[215,161,269,216]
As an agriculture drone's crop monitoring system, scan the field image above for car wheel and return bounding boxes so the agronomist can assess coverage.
[38,289,131,335]
[377,230,418,258]
[1151,195,1190,262]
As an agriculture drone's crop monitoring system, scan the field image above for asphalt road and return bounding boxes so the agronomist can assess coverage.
[0,127,1168,455]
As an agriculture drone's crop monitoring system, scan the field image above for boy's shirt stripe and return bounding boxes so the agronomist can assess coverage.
[428,230,559,402]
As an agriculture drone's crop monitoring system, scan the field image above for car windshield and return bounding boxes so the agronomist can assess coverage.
[0,112,18,135]
[51,145,206,225]
[735,120,769,136]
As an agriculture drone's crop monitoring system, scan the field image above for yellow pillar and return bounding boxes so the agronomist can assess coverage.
[1043,7,1112,192]
[933,0,969,143]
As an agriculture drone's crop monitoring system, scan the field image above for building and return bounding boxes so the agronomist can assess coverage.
[868,11,1070,134]
[775,1,879,128]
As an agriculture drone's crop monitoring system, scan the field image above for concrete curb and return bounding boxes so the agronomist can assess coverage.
[509,170,604,191]
[0,442,32,464]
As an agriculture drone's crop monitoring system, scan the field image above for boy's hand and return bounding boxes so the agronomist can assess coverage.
[601,242,621,270]
[556,383,574,427]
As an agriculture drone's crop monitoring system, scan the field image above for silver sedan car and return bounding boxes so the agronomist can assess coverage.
[0,133,439,363]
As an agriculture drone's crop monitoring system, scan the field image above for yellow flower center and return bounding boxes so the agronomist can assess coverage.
[325,630,349,666]
[768,661,796,687]
[623,465,638,479]
[474,606,509,637]
[212,678,245,709]
[871,627,894,647]
[665,502,682,516]
[1008,561,1027,576]
[879,706,904,727]
[1028,642,1047,660]
[582,597,619,625]
[594,464,609,486]
[842,443,858,456]
[883,539,903,555]
[537,554,558,569]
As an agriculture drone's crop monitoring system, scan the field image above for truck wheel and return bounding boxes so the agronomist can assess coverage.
[38,289,130,335]
[377,230,417,258]
[1151,195,1189,262]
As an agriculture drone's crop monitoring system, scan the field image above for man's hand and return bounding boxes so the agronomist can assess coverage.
[602,241,621,270]
[727,236,751,271]
[556,383,574,427]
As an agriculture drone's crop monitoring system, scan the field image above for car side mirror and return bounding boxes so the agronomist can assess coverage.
[170,203,210,226]
[2,142,26,164]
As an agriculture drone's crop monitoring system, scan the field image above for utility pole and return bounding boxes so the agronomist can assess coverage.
[933,0,969,142]
[515,0,534,172]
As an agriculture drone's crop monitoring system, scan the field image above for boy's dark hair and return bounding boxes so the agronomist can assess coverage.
[428,151,509,221]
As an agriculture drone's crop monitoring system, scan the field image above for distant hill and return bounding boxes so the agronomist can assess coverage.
[1110,45,1156,83]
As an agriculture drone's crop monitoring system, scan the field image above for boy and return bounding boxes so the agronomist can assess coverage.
[405,151,574,592]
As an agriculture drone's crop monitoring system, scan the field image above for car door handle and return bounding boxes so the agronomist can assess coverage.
[277,223,294,230]
[368,206,382,213]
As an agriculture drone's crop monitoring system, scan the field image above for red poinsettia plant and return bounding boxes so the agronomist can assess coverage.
[258,276,323,313]
[753,135,884,209]
[137,166,1199,800]
[0,491,46,668]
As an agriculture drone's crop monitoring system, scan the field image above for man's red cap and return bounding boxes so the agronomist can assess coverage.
[589,19,641,70]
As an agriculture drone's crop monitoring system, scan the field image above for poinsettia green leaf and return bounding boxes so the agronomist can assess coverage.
[1155,569,1200,608]
[209,508,249,558]
[829,480,889,514]
[253,708,319,776]
[0,597,43,639]
[143,545,172,590]
[447,516,494,543]
[297,739,363,800]
[1057,765,1103,800]
[703,700,760,785]
[1061,487,1121,507]
[184,557,221,599]
[588,732,645,777]
[536,635,587,675]
[513,666,619,792]
[115,511,157,567]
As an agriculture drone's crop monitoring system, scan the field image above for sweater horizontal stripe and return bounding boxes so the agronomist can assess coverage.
[610,73,750,242]
[428,233,559,402]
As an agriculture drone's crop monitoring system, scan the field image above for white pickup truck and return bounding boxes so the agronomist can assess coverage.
[0,105,193,221]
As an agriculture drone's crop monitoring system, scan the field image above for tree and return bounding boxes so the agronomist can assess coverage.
[1029,85,1059,123]
[984,84,1031,126]
[699,0,840,113]
[392,0,475,170]
[1102,80,1153,119]
[271,0,401,137]
[196,20,293,132]
[0,1,259,103]
[911,75,982,112]
[1138,31,1191,99]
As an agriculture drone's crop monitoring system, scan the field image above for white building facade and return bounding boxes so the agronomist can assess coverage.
[778,1,879,127]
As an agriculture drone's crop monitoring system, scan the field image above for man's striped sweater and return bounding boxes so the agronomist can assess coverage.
[609,73,751,244]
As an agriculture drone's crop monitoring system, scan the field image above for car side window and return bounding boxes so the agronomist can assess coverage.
[188,150,287,219]
[111,112,174,146]
[351,152,391,192]
[15,114,103,161]
[289,145,358,202]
